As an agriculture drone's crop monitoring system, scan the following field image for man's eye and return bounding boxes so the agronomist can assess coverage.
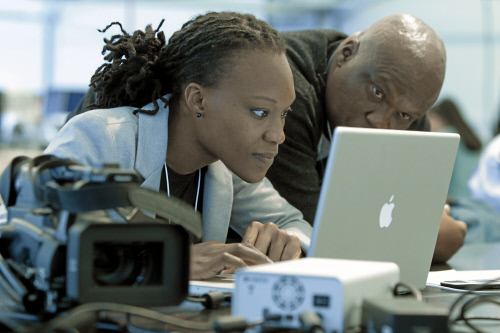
[252,109,269,118]
[372,85,384,99]
[398,112,411,120]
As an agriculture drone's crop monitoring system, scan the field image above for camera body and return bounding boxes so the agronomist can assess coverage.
[0,155,196,313]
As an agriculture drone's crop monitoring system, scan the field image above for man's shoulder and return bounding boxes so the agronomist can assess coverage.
[280,29,347,45]
[280,29,347,83]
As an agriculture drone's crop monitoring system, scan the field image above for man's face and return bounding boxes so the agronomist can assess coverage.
[198,51,295,183]
[324,39,443,131]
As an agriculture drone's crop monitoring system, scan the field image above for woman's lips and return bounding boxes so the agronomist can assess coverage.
[253,152,276,164]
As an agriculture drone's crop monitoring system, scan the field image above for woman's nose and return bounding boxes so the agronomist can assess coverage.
[264,118,286,144]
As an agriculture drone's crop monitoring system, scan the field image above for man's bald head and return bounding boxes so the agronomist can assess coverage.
[362,13,445,57]
[360,14,446,95]
[324,13,447,130]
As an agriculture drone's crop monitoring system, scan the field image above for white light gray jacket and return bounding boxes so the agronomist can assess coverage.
[43,99,312,251]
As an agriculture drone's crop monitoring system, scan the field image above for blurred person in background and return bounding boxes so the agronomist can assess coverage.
[427,98,500,245]
[469,91,500,213]
[470,134,500,216]
[428,98,482,200]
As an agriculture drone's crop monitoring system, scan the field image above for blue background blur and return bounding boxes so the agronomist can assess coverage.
[0,0,499,149]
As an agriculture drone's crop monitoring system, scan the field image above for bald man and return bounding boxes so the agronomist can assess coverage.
[266,14,467,263]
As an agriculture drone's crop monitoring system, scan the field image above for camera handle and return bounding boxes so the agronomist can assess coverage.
[128,187,203,242]
[27,155,202,242]
[38,183,202,243]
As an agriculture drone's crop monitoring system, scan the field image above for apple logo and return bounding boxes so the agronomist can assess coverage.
[379,194,395,228]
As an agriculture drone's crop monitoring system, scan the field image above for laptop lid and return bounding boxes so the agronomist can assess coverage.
[308,127,460,289]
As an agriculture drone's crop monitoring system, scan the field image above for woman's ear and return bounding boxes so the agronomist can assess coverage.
[184,83,205,117]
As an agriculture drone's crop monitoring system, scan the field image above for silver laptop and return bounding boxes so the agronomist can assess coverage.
[308,126,460,289]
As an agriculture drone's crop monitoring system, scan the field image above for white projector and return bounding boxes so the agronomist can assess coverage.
[231,258,399,332]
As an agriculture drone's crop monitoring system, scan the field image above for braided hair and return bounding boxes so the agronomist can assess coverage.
[89,12,286,115]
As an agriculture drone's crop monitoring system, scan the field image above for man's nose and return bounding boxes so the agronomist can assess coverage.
[366,109,392,129]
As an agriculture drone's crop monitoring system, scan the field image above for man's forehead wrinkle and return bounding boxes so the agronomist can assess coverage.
[362,43,420,89]
[377,69,409,90]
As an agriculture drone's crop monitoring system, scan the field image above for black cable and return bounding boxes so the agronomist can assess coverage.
[0,311,40,322]
[458,296,500,333]
[32,302,256,333]
[186,291,232,309]
[37,302,211,332]
[299,311,325,333]
[447,275,500,333]
[393,281,423,302]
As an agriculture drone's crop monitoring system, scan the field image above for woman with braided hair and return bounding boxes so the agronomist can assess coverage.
[43,12,312,279]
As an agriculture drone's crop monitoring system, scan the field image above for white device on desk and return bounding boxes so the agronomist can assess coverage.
[231,257,399,332]
[189,275,235,295]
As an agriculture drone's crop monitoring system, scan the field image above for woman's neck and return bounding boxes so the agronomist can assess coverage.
[166,105,215,175]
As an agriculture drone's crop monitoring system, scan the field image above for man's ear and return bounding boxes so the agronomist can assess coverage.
[184,83,205,117]
[336,38,360,67]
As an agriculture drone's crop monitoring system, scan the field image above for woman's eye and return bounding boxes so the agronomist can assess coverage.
[372,85,384,99]
[252,109,269,119]
[398,112,411,120]
[281,109,291,118]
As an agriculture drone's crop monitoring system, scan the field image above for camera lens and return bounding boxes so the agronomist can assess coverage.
[93,242,162,286]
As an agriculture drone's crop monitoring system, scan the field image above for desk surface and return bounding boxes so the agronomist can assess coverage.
[1,242,500,332]
[425,243,500,333]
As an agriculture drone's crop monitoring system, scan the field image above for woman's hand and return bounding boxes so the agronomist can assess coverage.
[190,240,272,280]
[242,221,302,262]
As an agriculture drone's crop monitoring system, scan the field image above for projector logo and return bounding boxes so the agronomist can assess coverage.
[379,194,395,228]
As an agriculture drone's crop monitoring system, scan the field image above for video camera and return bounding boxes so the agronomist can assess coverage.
[0,155,202,314]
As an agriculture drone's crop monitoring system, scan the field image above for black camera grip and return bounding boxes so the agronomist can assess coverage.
[128,187,203,242]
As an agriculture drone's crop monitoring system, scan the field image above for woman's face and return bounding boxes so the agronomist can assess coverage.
[197,50,295,183]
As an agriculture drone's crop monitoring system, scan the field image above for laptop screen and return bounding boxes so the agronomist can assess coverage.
[308,127,460,289]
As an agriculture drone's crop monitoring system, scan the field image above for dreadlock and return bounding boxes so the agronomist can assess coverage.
[89,12,286,115]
